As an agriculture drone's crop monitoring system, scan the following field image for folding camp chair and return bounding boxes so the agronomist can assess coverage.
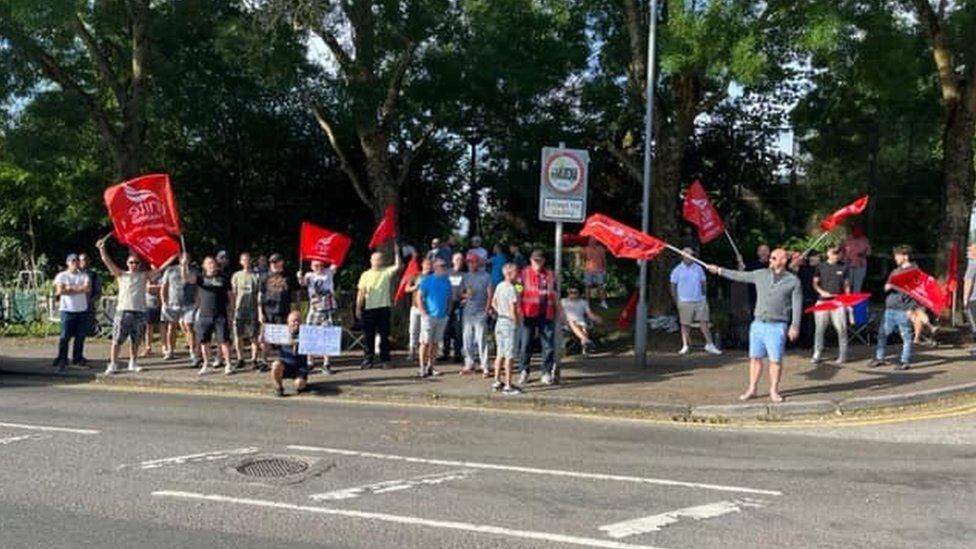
[847,301,876,346]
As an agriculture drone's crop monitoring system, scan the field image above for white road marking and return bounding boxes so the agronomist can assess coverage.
[311,469,475,501]
[131,447,259,470]
[0,421,100,435]
[0,434,53,445]
[287,446,783,496]
[600,499,766,538]
[152,490,671,549]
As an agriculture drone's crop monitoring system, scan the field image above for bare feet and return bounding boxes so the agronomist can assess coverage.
[738,390,757,401]
[769,392,784,403]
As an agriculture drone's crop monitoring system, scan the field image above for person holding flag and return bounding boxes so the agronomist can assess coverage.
[811,246,851,365]
[298,259,339,374]
[402,256,431,362]
[871,245,920,370]
[670,248,721,356]
[96,236,176,374]
[706,248,802,403]
[355,244,403,369]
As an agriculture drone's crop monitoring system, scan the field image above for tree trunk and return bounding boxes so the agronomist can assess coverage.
[359,127,400,224]
[938,103,975,275]
[648,127,687,314]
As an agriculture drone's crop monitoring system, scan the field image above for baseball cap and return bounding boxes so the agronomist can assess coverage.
[465,251,480,262]
[66,253,79,262]
[216,250,228,259]
[269,253,283,262]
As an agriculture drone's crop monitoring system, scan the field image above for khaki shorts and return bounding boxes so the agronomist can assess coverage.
[420,316,448,344]
[677,301,710,325]
[494,317,518,359]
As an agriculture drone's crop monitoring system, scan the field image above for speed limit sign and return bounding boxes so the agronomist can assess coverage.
[539,147,589,222]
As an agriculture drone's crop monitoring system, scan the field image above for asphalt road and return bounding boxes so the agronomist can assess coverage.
[0,379,974,549]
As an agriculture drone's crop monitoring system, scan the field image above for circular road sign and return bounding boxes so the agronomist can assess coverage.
[544,151,586,194]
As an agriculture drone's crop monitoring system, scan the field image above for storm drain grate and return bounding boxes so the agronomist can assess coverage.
[236,457,309,478]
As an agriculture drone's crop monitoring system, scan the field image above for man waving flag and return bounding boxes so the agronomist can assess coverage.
[368,205,397,249]
[682,180,725,243]
[103,173,182,267]
[300,222,352,268]
[820,195,869,232]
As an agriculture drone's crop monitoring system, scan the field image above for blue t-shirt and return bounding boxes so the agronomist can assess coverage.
[489,252,508,285]
[419,274,452,318]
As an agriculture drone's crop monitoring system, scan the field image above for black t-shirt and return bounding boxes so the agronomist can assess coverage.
[814,262,849,297]
[260,272,292,316]
[196,275,230,318]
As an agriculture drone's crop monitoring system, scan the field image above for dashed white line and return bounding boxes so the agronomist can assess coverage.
[287,445,783,496]
[0,421,100,435]
[0,434,53,445]
[152,490,671,549]
[310,469,475,501]
[133,447,259,470]
[599,499,766,538]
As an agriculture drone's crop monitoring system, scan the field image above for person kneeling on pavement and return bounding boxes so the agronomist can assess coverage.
[270,311,309,397]
[560,285,602,355]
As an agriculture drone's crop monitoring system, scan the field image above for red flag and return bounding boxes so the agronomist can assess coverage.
[368,205,397,249]
[889,267,949,315]
[682,180,725,243]
[945,241,959,294]
[300,222,352,268]
[579,214,666,260]
[104,174,182,238]
[820,195,869,231]
[616,291,639,329]
[804,293,871,313]
[562,233,591,247]
[394,257,421,303]
[123,229,181,269]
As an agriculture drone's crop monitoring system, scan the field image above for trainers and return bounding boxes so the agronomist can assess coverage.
[197,365,212,376]
[811,356,822,364]
[502,385,523,395]
[600,300,608,309]
[53,358,67,371]
[235,359,244,369]
[517,371,529,385]
[491,380,503,391]
[869,358,887,368]
[104,362,119,375]
[895,363,911,371]
[704,343,722,356]
[540,373,553,385]
[190,358,203,369]
[360,359,374,369]
[163,350,174,361]
[678,345,690,355]
[324,366,335,375]
[224,363,234,375]
[211,356,220,368]
[275,386,285,397]
[128,359,143,373]
[428,367,442,377]
[72,358,89,368]
[189,353,198,365]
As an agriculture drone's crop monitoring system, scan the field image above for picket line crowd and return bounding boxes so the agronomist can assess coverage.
[50,235,612,397]
[50,225,965,401]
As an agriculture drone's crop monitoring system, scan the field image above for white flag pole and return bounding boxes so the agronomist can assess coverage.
[664,244,710,269]
[801,232,830,258]
[723,229,743,263]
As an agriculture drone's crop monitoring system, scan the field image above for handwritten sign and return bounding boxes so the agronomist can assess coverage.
[298,325,342,356]
[262,324,292,345]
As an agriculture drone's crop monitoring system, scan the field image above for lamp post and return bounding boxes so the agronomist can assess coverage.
[465,130,481,237]
[635,0,659,368]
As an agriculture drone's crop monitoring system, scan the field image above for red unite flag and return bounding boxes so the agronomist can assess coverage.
[616,290,639,329]
[820,195,869,231]
[889,267,949,315]
[103,173,182,267]
[579,213,666,260]
[803,293,871,313]
[945,241,959,294]
[682,180,725,243]
[394,256,421,303]
[300,222,352,268]
[368,205,397,249]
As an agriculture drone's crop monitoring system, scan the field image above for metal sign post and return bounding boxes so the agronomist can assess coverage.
[540,143,589,384]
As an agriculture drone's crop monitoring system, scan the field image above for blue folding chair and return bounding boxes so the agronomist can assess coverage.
[848,301,875,346]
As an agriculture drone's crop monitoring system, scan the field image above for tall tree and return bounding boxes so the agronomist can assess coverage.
[0,0,151,178]
[264,0,452,224]
[584,0,808,311]
[902,0,976,270]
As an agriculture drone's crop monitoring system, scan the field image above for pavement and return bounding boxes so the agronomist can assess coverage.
[0,380,975,548]
[3,335,976,420]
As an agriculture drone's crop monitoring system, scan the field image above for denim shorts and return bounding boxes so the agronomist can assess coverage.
[748,320,788,363]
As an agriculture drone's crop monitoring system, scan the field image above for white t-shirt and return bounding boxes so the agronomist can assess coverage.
[669,262,706,302]
[116,272,148,312]
[560,297,590,325]
[54,271,89,312]
[492,281,519,320]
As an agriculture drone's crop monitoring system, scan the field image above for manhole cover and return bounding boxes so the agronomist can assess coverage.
[236,457,309,478]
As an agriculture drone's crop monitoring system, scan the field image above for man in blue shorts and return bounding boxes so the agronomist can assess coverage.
[707,248,801,403]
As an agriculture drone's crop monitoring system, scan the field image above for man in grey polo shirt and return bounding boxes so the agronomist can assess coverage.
[707,248,801,403]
